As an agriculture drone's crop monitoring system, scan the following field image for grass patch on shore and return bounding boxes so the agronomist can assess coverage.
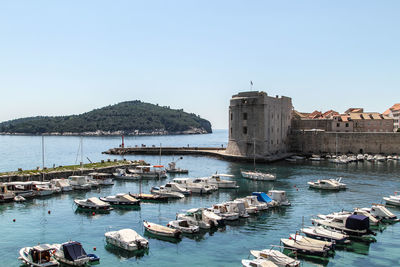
[0,159,145,176]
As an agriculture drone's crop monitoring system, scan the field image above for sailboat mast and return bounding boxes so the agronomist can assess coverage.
[159,143,162,165]
[253,138,256,169]
[42,135,45,169]
[80,136,83,167]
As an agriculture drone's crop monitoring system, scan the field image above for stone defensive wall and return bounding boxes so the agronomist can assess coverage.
[289,131,400,155]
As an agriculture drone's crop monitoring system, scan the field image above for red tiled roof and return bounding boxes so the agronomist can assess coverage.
[384,103,400,115]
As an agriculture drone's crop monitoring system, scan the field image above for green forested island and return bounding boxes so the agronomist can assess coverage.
[0,101,212,135]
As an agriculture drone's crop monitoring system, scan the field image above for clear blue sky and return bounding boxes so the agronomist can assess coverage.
[0,1,399,129]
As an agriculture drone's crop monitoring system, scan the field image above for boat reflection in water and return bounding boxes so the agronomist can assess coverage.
[105,243,149,259]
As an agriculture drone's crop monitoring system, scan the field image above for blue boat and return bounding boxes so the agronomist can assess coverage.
[252,192,273,203]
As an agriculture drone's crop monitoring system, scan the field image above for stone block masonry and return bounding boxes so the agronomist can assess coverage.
[290,131,400,155]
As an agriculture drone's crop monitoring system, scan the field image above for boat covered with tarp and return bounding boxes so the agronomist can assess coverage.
[105,228,149,251]
[53,241,90,266]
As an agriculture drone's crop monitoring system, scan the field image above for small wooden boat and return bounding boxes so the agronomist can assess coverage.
[129,193,168,202]
[301,226,350,244]
[19,244,59,267]
[100,193,140,206]
[167,219,200,234]
[53,241,90,266]
[105,228,149,251]
[143,220,181,238]
[281,238,330,257]
[242,259,278,267]
[74,197,113,211]
[250,249,300,267]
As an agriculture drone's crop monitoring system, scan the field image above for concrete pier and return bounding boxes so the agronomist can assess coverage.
[103,146,292,163]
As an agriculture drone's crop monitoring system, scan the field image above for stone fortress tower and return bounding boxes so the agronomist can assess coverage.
[226,91,293,158]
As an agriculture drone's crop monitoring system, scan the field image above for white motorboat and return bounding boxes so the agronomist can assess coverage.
[172,178,214,194]
[361,204,399,222]
[312,214,374,237]
[235,198,258,214]
[245,195,268,211]
[226,201,249,218]
[168,219,200,233]
[250,249,301,267]
[166,160,188,174]
[105,228,148,251]
[207,173,238,189]
[208,204,239,221]
[68,176,91,190]
[0,183,15,203]
[301,226,350,244]
[53,241,90,266]
[14,195,26,202]
[357,154,365,161]
[19,244,59,267]
[113,168,140,180]
[74,197,113,211]
[242,259,278,267]
[383,193,400,206]
[309,155,323,161]
[129,165,167,179]
[268,190,291,206]
[143,220,181,238]
[150,186,185,198]
[100,193,140,206]
[177,208,212,229]
[374,155,386,162]
[241,170,276,181]
[32,182,55,196]
[308,179,346,190]
[191,178,218,191]
[51,179,73,192]
[88,172,114,186]
[162,182,191,195]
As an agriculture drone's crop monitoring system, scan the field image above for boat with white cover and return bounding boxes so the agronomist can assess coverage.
[100,193,140,206]
[308,178,346,190]
[68,176,91,190]
[289,233,334,250]
[268,190,291,206]
[150,186,185,198]
[172,178,214,194]
[361,204,399,222]
[245,195,268,210]
[241,170,276,181]
[143,220,181,238]
[113,168,140,180]
[51,179,73,192]
[250,249,300,267]
[53,241,90,266]
[168,219,200,233]
[383,193,400,206]
[129,165,167,179]
[301,226,350,244]
[19,244,58,267]
[74,197,113,211]
[242,259,278,267]
[208,204,239,221]
[105,228,148,251]
[280,238,331,257]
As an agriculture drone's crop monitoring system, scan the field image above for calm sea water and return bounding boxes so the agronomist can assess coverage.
[0,130,399,267]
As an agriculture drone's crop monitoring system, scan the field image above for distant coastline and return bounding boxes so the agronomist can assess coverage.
[0,127,210,136]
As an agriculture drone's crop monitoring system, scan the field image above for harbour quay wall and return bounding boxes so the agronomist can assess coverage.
[0,162,138,183]
[104,147,226,156]
[289,131,400,155]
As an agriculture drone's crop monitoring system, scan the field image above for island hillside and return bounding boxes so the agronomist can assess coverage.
[0,100,212,136]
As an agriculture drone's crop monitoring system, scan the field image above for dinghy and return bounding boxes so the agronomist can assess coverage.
[53,241,90,266]
[19,244,59,267]
[143,220,182,238]
[167,219,200,234]
[105,228,149,251]
[250,249,300,267]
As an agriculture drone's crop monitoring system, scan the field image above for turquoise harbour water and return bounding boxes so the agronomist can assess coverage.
[0,130,399,267]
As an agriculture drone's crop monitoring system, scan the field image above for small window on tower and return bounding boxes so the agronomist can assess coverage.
[243,113,247,120]
[243,127,247,134]
[230,113,233,121]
